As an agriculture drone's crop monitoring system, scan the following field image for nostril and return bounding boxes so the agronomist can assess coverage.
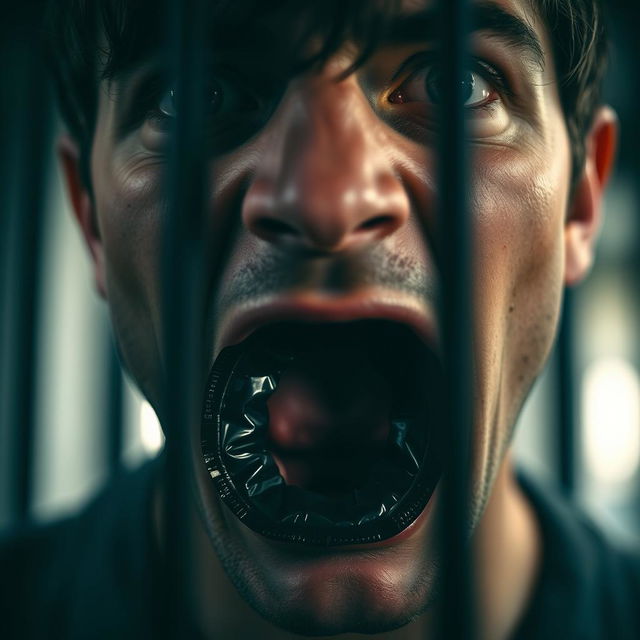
[357,215,397,232]
[254,217,299,238]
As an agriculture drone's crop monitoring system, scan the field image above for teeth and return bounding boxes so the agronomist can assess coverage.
[201,324,442,546]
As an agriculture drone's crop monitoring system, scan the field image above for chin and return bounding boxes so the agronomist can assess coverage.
[227,526,440,636]
[254,594,425,637]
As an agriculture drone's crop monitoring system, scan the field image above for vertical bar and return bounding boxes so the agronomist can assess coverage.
[0,11,20,525]
[161,0,209,636]
[436,0,476,638]
[557,289,577,496]
[159,3,241,634]
[3,15,53,524]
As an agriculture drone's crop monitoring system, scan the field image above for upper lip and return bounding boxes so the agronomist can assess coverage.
[215,290,440,356]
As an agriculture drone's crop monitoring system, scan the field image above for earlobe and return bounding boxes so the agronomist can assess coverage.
[564,106,618,287]
[58,135,108,299]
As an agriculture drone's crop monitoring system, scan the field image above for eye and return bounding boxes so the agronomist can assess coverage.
[141,71,275,153]
[156,76,260,119]
[388,67,496,109]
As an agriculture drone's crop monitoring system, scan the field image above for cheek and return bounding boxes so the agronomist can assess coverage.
[462,141,570,509]
[473,148,564,293]
[92,143,168,403]
[471,143,570,427]
[90,136,257,404]
[93,135,167,281]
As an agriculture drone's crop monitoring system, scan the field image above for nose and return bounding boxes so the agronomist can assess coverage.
[242,75,410,254]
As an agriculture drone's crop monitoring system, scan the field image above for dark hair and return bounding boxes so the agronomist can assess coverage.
[536,0,608,185]
[47,0,607,188]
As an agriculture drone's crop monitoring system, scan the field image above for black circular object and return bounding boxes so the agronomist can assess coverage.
[201,338,442,546]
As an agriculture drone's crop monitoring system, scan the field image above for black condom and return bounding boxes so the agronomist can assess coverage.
[202,334,443,546]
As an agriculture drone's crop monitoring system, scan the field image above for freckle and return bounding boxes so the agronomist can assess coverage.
[522,355,530,364]
[509,306,515,313]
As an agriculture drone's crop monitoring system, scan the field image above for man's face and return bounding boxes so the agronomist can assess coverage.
[70,0,610,634]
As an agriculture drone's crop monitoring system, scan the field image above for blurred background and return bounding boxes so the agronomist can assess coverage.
[0,2,638,544]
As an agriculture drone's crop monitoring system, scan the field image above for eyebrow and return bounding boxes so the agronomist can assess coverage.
[383,1,545,71]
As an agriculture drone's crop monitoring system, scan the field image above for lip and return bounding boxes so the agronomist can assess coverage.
[215,288,440,357]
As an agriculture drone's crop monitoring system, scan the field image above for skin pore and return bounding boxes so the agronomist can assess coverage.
[60,0,617,637]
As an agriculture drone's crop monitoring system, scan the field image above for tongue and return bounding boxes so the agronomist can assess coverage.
[266,348,392,489]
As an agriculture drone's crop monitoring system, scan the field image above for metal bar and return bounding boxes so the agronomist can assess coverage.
[0,13,21,526]
[557,288,577,496]
[436,0,476,638]
[3,17,53,524]
[159,2,242,634]
[160,0,210,636]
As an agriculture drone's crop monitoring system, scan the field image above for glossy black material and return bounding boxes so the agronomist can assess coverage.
[202,341,442,546]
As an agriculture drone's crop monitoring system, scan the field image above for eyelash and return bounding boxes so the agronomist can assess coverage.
[390,52,514,105]
[140,74,262,128]
[475,59,514,99]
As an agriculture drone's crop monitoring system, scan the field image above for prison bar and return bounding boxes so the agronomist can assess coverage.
[3,17,53,525]
[436,0,477,638]
[160,0,210,635]
[158,0,247,633]
[0,20,21,516]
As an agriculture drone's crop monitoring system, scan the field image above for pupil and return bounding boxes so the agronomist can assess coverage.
[461,72,475,104]
[426,70,476,105]
[425,69,443,104]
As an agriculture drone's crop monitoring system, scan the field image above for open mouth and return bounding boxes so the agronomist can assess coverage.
[201,319,443,546]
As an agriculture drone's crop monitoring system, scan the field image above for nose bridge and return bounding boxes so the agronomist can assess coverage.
[243,73,410,253]
[281,78,376,198]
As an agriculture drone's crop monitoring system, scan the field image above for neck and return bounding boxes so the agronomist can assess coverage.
[472,456,542,640]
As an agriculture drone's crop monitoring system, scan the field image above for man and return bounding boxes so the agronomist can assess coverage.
[2,0,638,638]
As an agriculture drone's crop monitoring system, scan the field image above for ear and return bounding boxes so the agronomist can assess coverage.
[58,135,107,299]
[564,106,618,286]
